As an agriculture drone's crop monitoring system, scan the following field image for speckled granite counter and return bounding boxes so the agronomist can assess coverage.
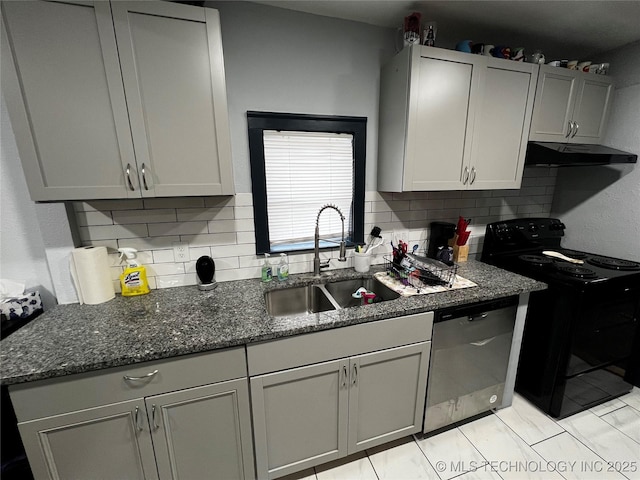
[0,260,545,385]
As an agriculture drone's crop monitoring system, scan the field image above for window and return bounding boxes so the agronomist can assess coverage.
[248,112,366,255]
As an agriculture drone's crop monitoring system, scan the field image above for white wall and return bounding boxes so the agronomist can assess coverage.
[207,1,396,192]
[552,41,640,261]
[1,96,57,308]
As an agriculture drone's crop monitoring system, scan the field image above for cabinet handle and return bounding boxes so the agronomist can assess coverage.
[141,163,149,190]
[152,404,160,430]
[571,123,579,138]
[462,166,470,185]
[470,167,476,185]
[341,365,347,387]
[124,369,159,381]
[566,121,574,138]
[134,406,143,432]
[126,164,135,191]
[352,364,358,386]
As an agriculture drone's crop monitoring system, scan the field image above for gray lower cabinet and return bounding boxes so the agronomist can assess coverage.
[146,380,254,480]
[250,341,430,479]
[18,398,158,480]
[10,348,254,480]
[1,0,233,201]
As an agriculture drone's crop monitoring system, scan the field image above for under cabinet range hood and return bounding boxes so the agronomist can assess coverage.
[525,142,638,167]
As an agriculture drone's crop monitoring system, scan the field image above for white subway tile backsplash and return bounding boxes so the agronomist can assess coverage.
[181,232,237,247]
[188,246,211,261]
[234,206,254,219]
[77,199,143,211]
[152,249,176,263]
[177,207,234,222]
[233,193,253,206]
[80,224,148,241]
[156,274,196,289]
[112,209,177,225]
[148,222,207,237]
[207,219,254,233]
[147,263,186,276]
[143,197,204,209]
[76,211,113,226]
[120,236,180,251]
[73,170,557,291]
[236,231,256,245]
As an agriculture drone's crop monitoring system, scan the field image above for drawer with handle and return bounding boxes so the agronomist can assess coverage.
[10,347,246,421]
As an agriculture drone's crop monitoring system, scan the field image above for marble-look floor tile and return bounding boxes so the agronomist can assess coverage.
[315,451,377,480]
[416,428,487,480]
[459,415,564,480]
[619,387,640,412]
[496,395,564,445]
[367,437,438,479]
[589,398,627,417]
[532,432,626,480]
[601,406,640,444]
[455,466,504,480]
[558,410,640,479]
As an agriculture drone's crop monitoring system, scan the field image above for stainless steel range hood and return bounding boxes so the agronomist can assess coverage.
[525,142,638,167]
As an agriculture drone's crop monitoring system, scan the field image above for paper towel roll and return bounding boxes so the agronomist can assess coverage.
[70,246,115,305]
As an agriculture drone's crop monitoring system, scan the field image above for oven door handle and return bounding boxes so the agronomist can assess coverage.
[470,336,496,347]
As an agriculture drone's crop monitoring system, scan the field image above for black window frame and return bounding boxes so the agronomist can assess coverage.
[247,111,366,255]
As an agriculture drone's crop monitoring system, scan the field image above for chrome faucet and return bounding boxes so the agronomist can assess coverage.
[313,204,347,276]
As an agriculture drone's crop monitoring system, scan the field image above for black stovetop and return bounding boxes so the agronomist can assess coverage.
[481,218,640,290]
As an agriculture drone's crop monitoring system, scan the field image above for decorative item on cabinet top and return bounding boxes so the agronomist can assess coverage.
[1,0,234,202]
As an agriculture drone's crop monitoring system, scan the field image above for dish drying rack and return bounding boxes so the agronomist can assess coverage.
[384,253,458,289]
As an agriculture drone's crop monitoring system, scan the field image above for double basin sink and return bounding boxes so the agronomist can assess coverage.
[265,277,400,317]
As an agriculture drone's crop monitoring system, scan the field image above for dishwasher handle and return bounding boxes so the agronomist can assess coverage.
[468,313,488,322]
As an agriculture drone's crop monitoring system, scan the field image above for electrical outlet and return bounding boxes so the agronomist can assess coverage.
[172,242,188,262]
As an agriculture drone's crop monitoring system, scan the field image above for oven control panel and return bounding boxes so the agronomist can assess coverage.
[483,218,566,258]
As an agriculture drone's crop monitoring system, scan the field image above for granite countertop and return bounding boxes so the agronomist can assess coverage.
[0,260,546,385]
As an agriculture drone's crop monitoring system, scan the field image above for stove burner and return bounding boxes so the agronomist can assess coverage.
[519,255,553,267]
[556,249,588,260]
[556,265,597,278]
[587,256,640,271]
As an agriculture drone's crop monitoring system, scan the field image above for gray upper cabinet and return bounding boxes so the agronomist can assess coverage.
[1,0,138,201]
[378,46,537,192]
[1,0,234,201]
[529,65,613,144]
[111,1,234,197]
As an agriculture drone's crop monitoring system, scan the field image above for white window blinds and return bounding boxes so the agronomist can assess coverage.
[263,130,354,245]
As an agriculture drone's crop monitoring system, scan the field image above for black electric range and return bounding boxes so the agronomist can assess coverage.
[481,218,640,418]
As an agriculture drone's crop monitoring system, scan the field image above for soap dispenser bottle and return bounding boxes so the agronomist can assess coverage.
[261,253,272,282]
[277,253,289,281]
[118,247,150,296]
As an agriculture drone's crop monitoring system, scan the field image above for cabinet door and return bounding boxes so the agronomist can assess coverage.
[347,342,430,454]
[405,52,478,190]
[469,63,537,190]
[17,398,158,480]
[571,75,613,144]
[529,67,578,142]
[1,0,138,201]
[112,1,234,197]
[146,379,254,480]
[251,359,349,479]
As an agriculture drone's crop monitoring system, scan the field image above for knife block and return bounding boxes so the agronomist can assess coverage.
[453,244,469,262]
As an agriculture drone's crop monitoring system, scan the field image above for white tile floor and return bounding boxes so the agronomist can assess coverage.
[282,387,640,480]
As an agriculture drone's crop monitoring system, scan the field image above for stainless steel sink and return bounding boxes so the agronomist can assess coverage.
[264,285,336,317]
[324,278,400,308]
[265,277,400,317]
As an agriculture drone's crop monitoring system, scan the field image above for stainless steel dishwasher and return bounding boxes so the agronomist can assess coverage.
[423,296,518,433]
